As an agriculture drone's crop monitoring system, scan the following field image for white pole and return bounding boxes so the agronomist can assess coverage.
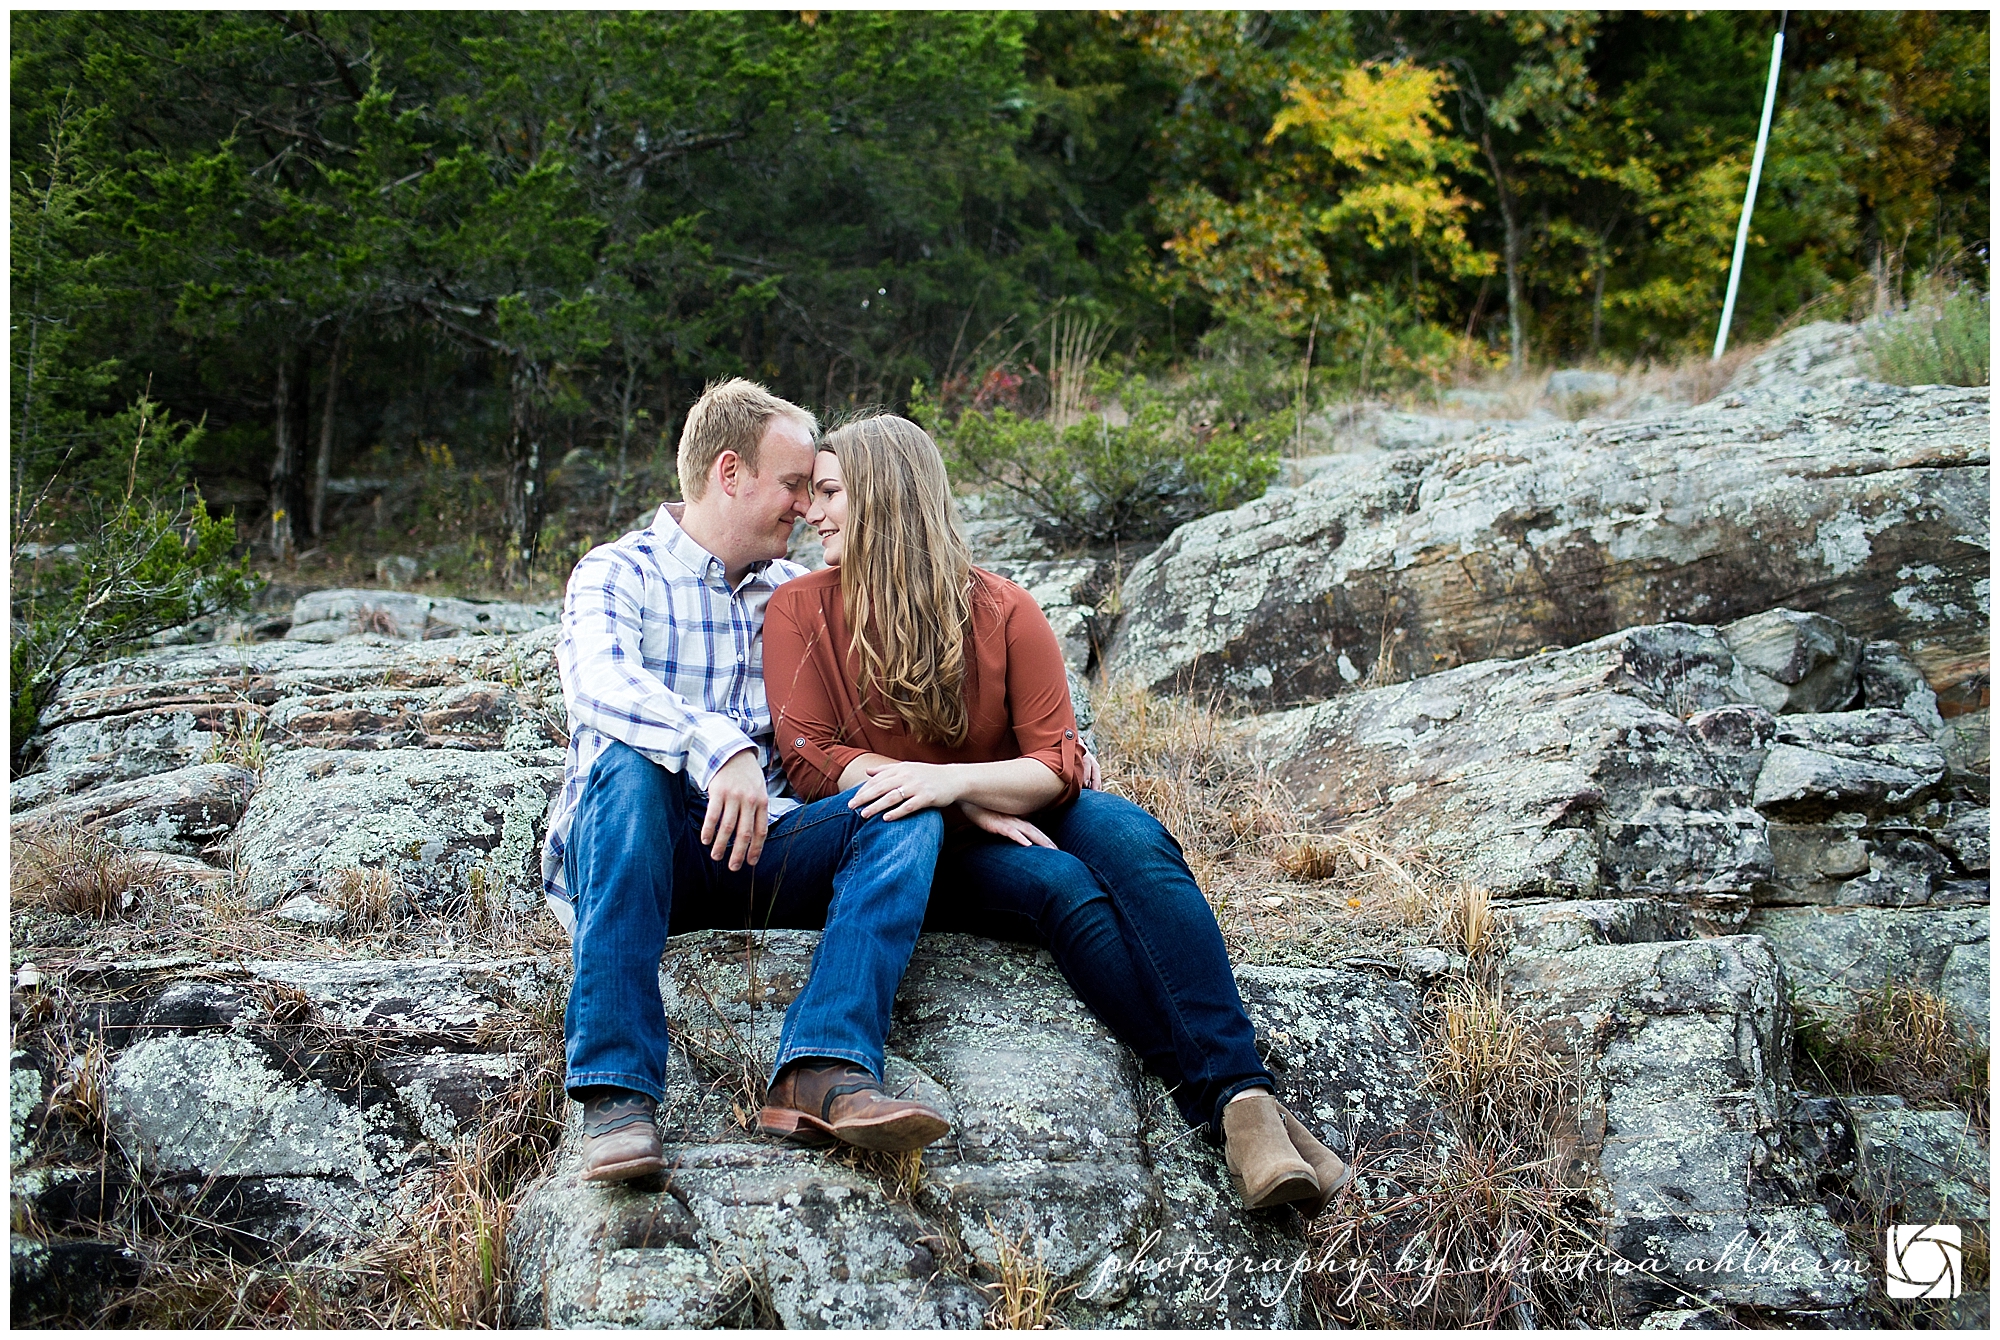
[1714,29,1785,360]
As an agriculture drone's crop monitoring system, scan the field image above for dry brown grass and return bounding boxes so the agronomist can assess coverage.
[13,824,167,919]
[325,865,410,936]
[43,1030,113,1145]
[367,1051,566,1328]
[1796,980,1989,1130]
[1305,983,1607,1328]
[1398,340,1756,427]
[1089,680,1499,969]
[1799,980,1993,1328]
[980,1215,1065,1330]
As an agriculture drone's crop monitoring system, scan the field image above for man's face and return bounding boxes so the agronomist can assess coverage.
[727,415,816,563]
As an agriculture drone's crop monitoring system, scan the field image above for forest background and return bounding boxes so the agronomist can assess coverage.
[9,9,1990,752]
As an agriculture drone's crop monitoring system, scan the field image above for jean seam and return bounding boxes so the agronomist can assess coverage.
[769,814,863,1086]
[1081,858,1217,1091]
[1058,795,1270,1119]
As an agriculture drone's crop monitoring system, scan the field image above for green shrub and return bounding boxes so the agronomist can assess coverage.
[911,370,1282,546]
[1865,284,1990,387]
[11,396,256,767]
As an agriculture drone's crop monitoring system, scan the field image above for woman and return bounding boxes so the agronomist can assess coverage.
[761,413,1353,1215]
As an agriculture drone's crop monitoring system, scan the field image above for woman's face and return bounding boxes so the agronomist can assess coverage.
[806,450,849,566]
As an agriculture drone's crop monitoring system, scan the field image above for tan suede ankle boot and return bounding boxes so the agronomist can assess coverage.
[1279,1106,1355,1217]
[1221,1091,1320,1210]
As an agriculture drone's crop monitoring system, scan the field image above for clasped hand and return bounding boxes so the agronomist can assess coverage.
[848,761,961,820]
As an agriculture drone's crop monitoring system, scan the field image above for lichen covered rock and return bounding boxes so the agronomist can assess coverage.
[509,930,1428,1329]
[1107,380,1986,713]
[1242,613,1977,913]
[1506,936,1867,1317]
[231,748,559,910]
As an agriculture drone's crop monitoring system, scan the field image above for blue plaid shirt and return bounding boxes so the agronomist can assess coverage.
[541,504,806,911]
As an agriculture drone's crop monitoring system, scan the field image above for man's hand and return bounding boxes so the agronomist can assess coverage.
[702,750,769,870]
[850,760,962,820]
[959,799,1056,848]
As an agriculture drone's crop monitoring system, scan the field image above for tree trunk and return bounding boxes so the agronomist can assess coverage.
[269,344,311,561]
[1480,129,1527,372]
[605,357,637,532]
[1590,218,1619,355]
[310,333,342,540]
[1591,259,1607,354]
[505,359,547,587]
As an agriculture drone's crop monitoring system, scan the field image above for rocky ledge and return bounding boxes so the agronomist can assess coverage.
[9,330,1989,1328]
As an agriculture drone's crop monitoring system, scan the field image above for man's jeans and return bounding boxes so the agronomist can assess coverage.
[927,788,1274,1136]
[561,739,941,1102]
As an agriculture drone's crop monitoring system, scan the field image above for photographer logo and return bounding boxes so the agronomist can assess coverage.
[1886,1225,1961,1299]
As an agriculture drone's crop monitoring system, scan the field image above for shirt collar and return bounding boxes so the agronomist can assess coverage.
[647,503,785,592]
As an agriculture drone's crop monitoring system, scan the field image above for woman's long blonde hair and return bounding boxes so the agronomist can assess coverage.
[819,414,975,746]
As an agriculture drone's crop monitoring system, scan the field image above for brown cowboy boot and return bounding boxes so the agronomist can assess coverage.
[1222,1089,1321,1211]
[755,1059,949,1152]
[577,1087,666,1184]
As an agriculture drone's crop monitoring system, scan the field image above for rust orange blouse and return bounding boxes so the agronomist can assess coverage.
[762,566,1085,807]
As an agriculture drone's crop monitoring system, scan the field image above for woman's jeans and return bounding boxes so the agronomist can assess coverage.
[928,788,1273,1136]
[560,739,941,1103]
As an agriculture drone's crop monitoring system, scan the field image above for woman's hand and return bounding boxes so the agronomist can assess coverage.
[1081,748,1102,791]
[850,760,963,820]
[959,799,1056,848]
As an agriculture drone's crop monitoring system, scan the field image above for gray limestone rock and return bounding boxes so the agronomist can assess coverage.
[983,558,1114,674]
[1241,621,1780,899]
[375,554,421,588]
[1850,1105,1989,1223]
[1725,322,1869,391]
[1505,936,1866,1316]
[1718,609,1861,714]
[9,707,208,811]
[1745,906,1990,1046]
[1751,742,1943,810]
[1938,940,1991,1045]
[1860,640,1947,735]
[109,1033,373,1179]
[274,893,345,927]
[511,930,1425,1329]
[286,588,557,642]
[14,956,560,1275]
[1494,897,1695,954]
[1547,368,1621,399]
[1938,805,1989,872]
[232,747,560,910]
[1105,380,1986,712]
[28,626,562,744]
[9,762,257,857]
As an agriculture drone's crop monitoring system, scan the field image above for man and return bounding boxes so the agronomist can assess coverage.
[542,377,950,1183]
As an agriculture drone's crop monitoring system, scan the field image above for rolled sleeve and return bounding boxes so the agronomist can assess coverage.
[1001,593,1085,806]
[559,549,757,785]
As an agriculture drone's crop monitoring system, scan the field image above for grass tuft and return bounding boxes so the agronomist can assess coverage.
[1795,979,1988,1128]
[980,1215,1064,1330]
[1306,984,1606,1328]
[325,865,409,936]
[203,705,270,771]
[14,823,162,919]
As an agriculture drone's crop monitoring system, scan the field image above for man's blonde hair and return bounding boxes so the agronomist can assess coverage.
[677,378,817,501]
